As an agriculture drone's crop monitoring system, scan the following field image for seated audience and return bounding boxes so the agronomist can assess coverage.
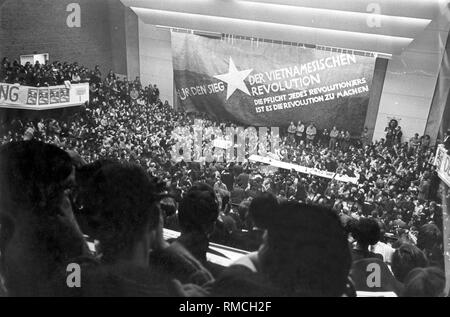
[0,55,446,297]
[211,202,352,297]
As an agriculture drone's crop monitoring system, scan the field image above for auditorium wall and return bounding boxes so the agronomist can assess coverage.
[125,7,140,81]
[373,18,450,143]
[138,22,174,105]
[0,0,133,77]
[425,30,450,141]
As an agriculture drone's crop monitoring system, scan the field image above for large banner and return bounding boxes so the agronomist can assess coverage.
[172,32,377,133]
[0,82,89,110]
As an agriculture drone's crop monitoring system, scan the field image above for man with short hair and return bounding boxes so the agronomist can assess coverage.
[409,133,421,153]
[170,183,219,265]
[306,123,317,145]
[0,141,89,296]
[77,162,213,295]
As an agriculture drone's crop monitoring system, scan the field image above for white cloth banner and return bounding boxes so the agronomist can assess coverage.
[248,154,359,184]
[213,139,233,149]
[0,82,89,110]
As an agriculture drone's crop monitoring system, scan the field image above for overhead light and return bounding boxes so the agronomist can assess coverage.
[155,25,222,38]
[193,30,222,38]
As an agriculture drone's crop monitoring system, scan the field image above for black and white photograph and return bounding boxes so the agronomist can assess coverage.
[0,0,450,301]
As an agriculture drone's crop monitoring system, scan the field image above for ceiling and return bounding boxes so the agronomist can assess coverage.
[121,0,450,56]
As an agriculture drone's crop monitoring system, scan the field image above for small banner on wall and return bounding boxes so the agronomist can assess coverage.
[172,32,377,133]
[0,82,89,110]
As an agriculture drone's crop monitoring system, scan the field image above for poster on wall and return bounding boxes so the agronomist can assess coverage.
[172,32,377,133]
[50,88,60,104]
[26,88,38,105]
[39,88,49,105]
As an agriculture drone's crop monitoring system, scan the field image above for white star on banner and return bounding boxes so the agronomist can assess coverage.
[214,57,253,100]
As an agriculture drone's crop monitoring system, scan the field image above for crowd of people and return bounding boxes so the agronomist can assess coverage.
[1,57,99,87]
[0,58,448,297]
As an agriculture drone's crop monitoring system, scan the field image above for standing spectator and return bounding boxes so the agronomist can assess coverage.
[394,126,403,145]
[296,121,305,144]
[306,123,317,145]
[360,127,370,147]
[152,84,160,103]
[385,119,398,147]
[409,133,421,153]
[329,126,339,150]
[420,135,431,152]
[320,128,330,147]
[341,131,351,151]
[443,129,450,154]
[287,122,296,144]
[338,130,345,149]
